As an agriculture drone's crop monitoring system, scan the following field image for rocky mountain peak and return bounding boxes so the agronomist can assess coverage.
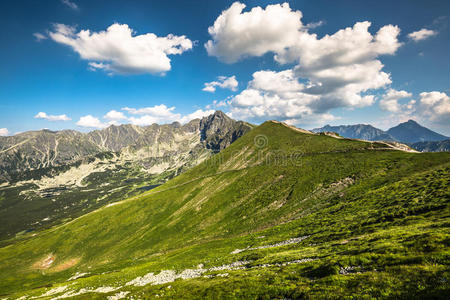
[387,120,448,143]
[0,111,253,182]
[199,111,251,152]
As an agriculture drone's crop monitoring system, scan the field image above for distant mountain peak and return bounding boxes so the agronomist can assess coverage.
[0,111,252,181]
[312,124,395,141]
[313,120,448,145]
[387,120,448,143]
[209,110,230,120]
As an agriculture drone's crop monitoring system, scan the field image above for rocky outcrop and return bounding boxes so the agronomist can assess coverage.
[199,110,252,152]
[0,111,252,182]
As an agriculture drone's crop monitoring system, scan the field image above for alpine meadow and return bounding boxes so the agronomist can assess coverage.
[0,1,449,299]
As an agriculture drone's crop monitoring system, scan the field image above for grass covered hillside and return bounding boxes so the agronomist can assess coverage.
[0,121,449,299]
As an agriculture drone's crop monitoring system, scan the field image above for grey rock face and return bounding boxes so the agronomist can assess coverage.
[199,110,252,152]
[0,111,252,182]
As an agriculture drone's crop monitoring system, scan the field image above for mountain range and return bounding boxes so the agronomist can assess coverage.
[2,113,448,240]
[313,119,449,149]
[0,120,448,299]
[0,111,251,183]
[0,111,252,240]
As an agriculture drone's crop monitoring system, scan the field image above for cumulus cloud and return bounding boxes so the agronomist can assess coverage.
[408,28,437,42]
[228,69,336,125]
[61,0,78,10]
[205,2,303,63]
[76,115,107,129]
[179,109,215,123]
[417,91,450,123]
[34,112,71,121]
[379,89,413,113]
[207,3,403,124]
[202,76,238,92]
[206,2,403,124]
[305,20,325,29]
[123,104,177,116]
[0,128,9,136]
[49,23,193,75]
[104,110,127,121]
[376,90,449,129]
[276,21,400,110]
[33,32,47,42]
[123,104,214,125]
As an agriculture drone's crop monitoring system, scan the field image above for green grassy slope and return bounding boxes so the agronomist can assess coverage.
[0,121,449,299]
[0,155,169,242]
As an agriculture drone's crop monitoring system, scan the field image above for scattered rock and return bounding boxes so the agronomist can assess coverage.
[231,236,310,254]
[126,261,249,287]
[32,253,55,270]
[67,272,89,281]
[107,291,130,300]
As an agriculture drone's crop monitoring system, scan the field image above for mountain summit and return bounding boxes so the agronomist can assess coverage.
[0,121,448,298]
[313,120,448,147]
[0,111,251,182]
[386,119,448,143]
[0,111,252,239]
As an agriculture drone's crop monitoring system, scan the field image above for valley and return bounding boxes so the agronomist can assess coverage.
[0,112,252,240]
[0,120,448,299]
[2,1,449,298]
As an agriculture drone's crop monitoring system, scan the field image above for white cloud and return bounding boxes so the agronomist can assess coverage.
[33,32,47,42]
[206,99,229,109]
[202,76,238,92]
[127,109,215,126]
[379,89,413,113]
[417,91,450,123]
[228,69,336,125]
[61,0,78,10]
[34,112,71,121]
[0,128,9,136]
[76,115,107,129]
[206,3,402,123]
[408,28,437,42]
[104,110,127,121]
[376,90,450,129]
[123,104,177,116]
[205,2,303,63]
[73,105,216,129]
[274,21,401,66]
[127,115,162,126]
[276,22,400,110]
[49,23,193,75]
[305,20,325,29]
[179,109,216,123]
[123,104,214,125]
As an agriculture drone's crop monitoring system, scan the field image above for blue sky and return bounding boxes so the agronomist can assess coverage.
[0,0,449,136]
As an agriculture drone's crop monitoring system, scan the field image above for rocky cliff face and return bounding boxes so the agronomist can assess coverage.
[0,111,252,238]
[199,110,253,151]
[0,111,252,182]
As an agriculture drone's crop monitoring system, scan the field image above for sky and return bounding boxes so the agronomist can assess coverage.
[0,0,449,136]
